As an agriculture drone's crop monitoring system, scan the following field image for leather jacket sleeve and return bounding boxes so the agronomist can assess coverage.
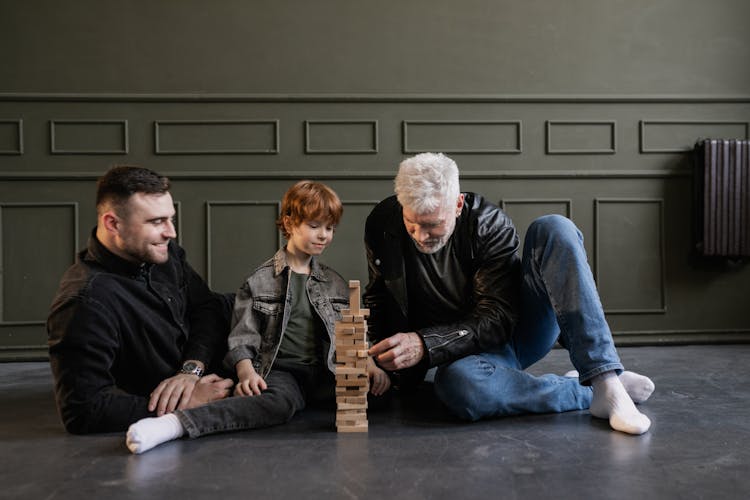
[418,205,520,366]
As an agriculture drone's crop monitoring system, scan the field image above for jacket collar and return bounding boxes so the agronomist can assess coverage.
[272,247,329,282]
[85,226,151,279]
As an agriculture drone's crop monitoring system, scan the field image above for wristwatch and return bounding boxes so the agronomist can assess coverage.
[179,361,204,377]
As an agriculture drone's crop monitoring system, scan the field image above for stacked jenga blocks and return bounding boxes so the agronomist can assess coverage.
[334,280,370,433]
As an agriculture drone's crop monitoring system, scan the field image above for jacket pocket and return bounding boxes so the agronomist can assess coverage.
[252,297,282,316]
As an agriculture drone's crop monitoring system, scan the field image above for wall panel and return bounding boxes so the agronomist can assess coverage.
[1,94,749,359]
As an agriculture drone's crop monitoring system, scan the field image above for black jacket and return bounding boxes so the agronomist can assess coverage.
[47,231,232,434]
[363,193,520,384]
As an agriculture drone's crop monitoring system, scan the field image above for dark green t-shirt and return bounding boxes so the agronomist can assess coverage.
[277,271,326,366]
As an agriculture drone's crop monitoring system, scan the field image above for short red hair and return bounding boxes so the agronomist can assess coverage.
[276,180,343,239]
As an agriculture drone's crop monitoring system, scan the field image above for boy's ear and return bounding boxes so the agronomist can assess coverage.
[281,215,293,235]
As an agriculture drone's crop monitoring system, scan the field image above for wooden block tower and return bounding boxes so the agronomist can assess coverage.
[334,280,369,432]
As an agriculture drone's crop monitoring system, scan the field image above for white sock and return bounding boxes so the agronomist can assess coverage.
[590,371,651,435]
[564,370,655,404]
[126,413,185,454]
[618,371,655,404]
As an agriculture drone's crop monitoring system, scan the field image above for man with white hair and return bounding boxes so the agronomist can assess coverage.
[365,152,654,435]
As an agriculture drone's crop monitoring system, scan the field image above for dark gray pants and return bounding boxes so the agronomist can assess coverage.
[176,361,334,438]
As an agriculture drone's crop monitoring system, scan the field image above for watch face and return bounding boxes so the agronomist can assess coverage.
[183,361,198,371]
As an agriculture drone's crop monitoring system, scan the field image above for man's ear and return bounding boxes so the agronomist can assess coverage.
[455,194,465,215]
[101,211,120,234]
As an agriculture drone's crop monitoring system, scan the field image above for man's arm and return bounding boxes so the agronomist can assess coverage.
[145,246,234,415]
[48,297,153,434]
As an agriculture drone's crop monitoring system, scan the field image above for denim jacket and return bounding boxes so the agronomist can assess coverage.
[223,248,349,377]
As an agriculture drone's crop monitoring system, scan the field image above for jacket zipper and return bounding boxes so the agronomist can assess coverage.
[422,329,469,350]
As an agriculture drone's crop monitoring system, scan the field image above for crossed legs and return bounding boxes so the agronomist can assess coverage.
[434,215,653,434]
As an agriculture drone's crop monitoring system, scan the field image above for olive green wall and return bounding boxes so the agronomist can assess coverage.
[1,1,749,360]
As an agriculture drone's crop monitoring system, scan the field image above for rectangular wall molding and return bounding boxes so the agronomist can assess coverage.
[155,120,279,154]
[594,198,666,314]
[0,202,79,325]
[50,119,129,154]
[402,120,522,154]
[205,201,282,290]
[546,120,616,154]
[304,120,378,154]
[500,198,573,217]
[640,120,750,153]
[0,119,23,155]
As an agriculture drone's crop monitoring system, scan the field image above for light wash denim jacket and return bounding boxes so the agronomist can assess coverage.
[223,248,349,377]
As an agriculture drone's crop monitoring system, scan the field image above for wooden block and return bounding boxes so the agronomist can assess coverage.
[335,378,369,387]
[335,356,357,365]
[337,396,367,404]
[337,408,366,416]
[337,423,368,433]
[357,350,369,358]
[335,367,367,375]
[348,280,361,314]
[337,402,368,410]
[336,415,367,425]
[335,325,356,334]
[335,339,357,347]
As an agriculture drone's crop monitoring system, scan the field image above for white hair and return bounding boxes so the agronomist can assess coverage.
[394,153,460,214]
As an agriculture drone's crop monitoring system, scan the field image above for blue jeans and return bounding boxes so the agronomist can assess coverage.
[433,215,623,421]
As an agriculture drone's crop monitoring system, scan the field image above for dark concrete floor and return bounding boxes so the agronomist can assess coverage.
[1,345,749,500]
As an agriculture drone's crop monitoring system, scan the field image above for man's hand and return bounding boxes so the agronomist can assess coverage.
[149,373,201,416]
[234,359,267,396]
[368,332,425,371]
[184,374,233,409]
[367,356,392,396]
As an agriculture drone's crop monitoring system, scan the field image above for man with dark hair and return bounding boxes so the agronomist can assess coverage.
[48,166,234,434]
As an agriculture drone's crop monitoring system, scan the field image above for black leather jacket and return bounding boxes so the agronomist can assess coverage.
[364,193,520,384]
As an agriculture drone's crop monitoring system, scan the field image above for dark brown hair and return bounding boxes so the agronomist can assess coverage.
[96,165,170,216]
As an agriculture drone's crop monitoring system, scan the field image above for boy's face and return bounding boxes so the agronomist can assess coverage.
[286,218,335,257]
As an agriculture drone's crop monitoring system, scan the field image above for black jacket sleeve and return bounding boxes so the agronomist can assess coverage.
[47,296,154,434]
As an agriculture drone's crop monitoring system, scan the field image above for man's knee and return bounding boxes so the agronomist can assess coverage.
[526,214,584,255]
[529,214,581,242]
[434,357,496,422]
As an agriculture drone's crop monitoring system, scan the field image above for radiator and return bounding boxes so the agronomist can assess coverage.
[694,139,750,258]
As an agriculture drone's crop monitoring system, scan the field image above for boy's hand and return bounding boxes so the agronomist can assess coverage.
[235,359,267,396]
[367,356,391,396]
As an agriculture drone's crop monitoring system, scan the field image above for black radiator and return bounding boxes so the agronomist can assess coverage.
[693,139,750,258]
